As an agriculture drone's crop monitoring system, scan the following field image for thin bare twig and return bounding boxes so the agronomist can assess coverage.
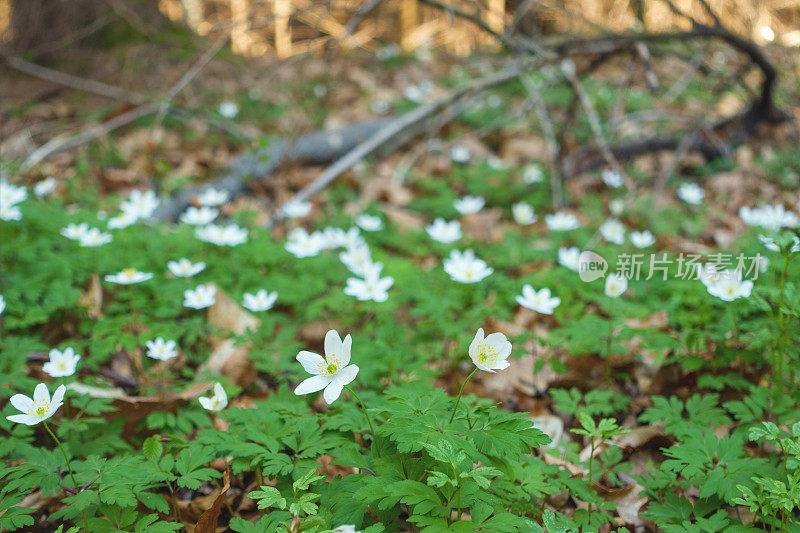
[153,33,231,127]
[521,76,564,208]
[560,61,635,190]
[2,55,146,104]
[21,103,159,171]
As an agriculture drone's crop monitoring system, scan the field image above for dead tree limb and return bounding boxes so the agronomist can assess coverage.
[269,64,526,226]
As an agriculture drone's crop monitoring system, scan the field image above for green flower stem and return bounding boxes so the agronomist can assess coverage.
[775,253,790,398]
[605,298,616,383]
[344,385,375,437]
[221,411,241,437]
[449,368,478,424]
[44,421,77,489]
[45,421,89,532]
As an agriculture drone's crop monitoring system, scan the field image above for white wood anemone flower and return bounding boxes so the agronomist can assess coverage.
[180,206,219,226]
[605,274,628,298]
[42,348,81,378]
[344,272,394,302]
[516,285,560,315]
[426,218,462,244]
[60,223,91,241]
[104,268,154,285]
[242,290,278,312]
[443,249,493,283]
[184,284,217,309]
[294,330,360,405]
[146,337,179,361]
[558,246,580,272]
[199,382,228,411]
[468,328,512,372]
[6,383,66,426]
[79,228,113,247]
[197,187,230,207]
[355,214,383,232]
[545,212,580,231]
[454,195,485,215]
[167,258,206,277]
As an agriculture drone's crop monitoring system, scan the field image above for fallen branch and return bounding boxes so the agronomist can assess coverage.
[267,62,527,226]
[151,117,395,221]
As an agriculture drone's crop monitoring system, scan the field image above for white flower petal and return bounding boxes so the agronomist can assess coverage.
[295,375,334,395]
[297,351,326,374]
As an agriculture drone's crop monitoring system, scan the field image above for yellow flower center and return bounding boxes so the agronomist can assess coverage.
[476,343,498,366]
[122,268,137,277]
[28,401,50,417]
[319,354,342,376]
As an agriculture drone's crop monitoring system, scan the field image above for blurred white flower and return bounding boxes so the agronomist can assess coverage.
[6,383,65,426]
[218,101,239,118]
[184,284,216,309]
[108,211,138,230]
[609,198,625,216]
[286,228,325,258]
[79,228,113,247]
[61,223,90,241]
[601,169,623,188]
[42,348,80,378]
[120,190,159,219]
[630,230,656,248]
[199,382,228,411]
[146,337,179,361]
[197,188,230,207]
[0,295,5,315]
[706,269,753,302]
[242,289,278,312]
[469,328,511,372]
[181,206,219,226]
[426,218,462,243]
[443,249,493,283]
[340,244,375,277]
[486,155,507,170]
[294,329,359,404]
[740,204,798,232]
[344,272,394,302]
[677,183,704,205]
[512,202,537,225]
[523,164,544,184]
[604,274,628,298]
[281,200,312,218]
[0,204,22,221]
[599,219,626,245]
[0,179,27,206]
[104,268,153,285]
[34,177,57,197]
[195,224,247,246]
[545,212,580,231]
[167,258,206,277]
[558,246,581,271]
[516,285,560,314]
[454,195,485,215]
[356,214,383,232]
[450,144,471,163]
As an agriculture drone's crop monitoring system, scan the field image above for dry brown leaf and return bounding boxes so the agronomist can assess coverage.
[194,468,230,533]
[461,209,503,242]
[383,205,427,230]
